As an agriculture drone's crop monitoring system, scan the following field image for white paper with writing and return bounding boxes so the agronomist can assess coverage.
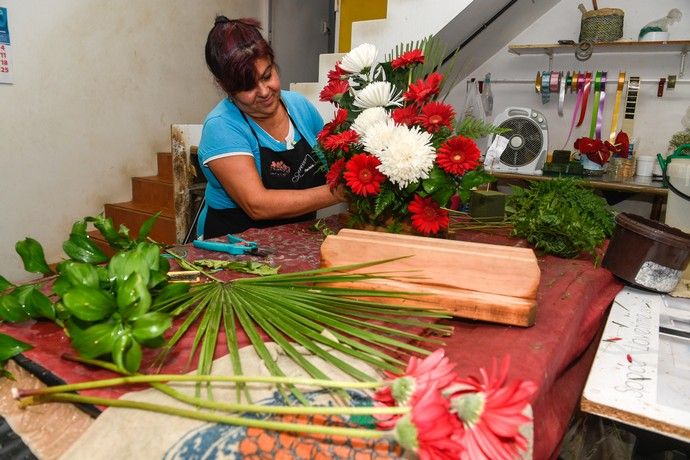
[583,287,690,441]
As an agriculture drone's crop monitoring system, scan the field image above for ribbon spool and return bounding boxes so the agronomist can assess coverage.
[541,71,551,104]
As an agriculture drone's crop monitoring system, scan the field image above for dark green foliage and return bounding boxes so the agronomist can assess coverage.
[456,116,510,139]
[507,179,615,259]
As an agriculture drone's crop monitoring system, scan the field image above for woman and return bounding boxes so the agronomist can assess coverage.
[197,16,345,239]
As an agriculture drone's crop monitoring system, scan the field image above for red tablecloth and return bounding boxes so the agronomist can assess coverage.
[1,218,623,459]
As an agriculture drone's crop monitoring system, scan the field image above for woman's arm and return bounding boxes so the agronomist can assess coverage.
[208,155,344,220]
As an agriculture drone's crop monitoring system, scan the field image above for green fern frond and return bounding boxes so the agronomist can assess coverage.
[457,116,509,139]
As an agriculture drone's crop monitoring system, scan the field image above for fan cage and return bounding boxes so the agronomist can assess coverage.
[498,117,544,167]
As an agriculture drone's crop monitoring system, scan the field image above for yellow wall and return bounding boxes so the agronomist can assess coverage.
[338,0,387,52]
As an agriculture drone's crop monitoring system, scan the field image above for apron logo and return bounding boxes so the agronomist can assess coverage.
[292,153,318,183]
[269,160,291,177]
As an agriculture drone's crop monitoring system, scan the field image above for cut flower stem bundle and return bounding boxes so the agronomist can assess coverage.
[13,349,537,460]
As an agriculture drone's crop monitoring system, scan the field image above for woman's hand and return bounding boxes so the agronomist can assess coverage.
[209,156,344,220]
[331,184,347,203]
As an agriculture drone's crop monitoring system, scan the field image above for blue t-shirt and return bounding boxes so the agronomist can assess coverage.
[197,90,325,210]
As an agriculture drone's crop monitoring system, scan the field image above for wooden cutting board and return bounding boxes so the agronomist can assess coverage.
[320,229,540,326]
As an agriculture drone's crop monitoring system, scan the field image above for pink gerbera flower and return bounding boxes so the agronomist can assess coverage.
[403,73,443,105]
[391,49,425,70]
[446,357,537,460]
[343,153,385,196]
[394,383,464,460]
[408,195,449,235]
[322,130,360,152]
[416,101,455,133]
[319,79,350,102]
[392,105,419,127]
[375,349,458,429]
[436,136,481,175]
[326,158,346,190]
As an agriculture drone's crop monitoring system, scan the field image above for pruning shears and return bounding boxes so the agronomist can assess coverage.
[192,235,273,256]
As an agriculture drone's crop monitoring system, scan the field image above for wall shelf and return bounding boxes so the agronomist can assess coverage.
[508,40,689,77]
[508,40,690,56]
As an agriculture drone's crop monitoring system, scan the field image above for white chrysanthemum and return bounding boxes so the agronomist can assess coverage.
[361,119,399,157]
[351,107,391,137]
[339,43,378,74]
[370,124,435,188]
[353,81,403,109]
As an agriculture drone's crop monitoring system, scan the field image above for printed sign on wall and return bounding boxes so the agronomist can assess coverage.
[0,6,13,84]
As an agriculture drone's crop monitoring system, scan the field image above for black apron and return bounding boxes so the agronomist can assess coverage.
[203,108,326,238]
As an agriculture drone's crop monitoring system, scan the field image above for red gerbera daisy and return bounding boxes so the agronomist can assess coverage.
[343,154,385,196]
[391,49,425,70]
[318,108,350,144]
[437,136,481,175]
[319,79,350,102]
[317,127,331,144]
[327,63,347,81]
[416,101,455,133]
[446,357,537,460]
[392,105,419,126]
[393,383,464,460]
[330,107,349,126]
[325,158,346,190]
[408,195,449,235]
[403,73,443,105]
[322,130,360,152]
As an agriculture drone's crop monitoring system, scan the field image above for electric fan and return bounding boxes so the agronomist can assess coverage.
[486,107,548,175]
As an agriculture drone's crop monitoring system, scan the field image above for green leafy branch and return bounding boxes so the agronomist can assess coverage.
[0,213,181,373]
[457,116,510,139]
[450,178,615,261]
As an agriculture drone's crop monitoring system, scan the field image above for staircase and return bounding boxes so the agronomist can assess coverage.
[90,151,176,255]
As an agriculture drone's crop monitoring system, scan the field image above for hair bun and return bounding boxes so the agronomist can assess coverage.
[214,15,230,26]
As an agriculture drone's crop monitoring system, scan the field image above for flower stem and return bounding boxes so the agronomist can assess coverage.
[165,249,223,282]
[21,393,387,439]
[54,355,405,417]
[14,374,384,399]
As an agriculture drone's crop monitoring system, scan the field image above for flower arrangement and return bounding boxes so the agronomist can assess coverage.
[574,131,630,166]
[317,40,502,236]
[14,349,536,460]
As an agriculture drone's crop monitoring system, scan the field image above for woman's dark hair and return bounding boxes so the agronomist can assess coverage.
[205,16,275,95]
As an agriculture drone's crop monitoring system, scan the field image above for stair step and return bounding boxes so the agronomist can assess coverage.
[104,202,175,244]
[132,176,174,210]
[157,152,173,182]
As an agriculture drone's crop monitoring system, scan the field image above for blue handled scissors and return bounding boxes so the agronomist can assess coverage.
[192,235,272,256]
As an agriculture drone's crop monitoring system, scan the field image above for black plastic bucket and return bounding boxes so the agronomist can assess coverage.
[602,213,690,292]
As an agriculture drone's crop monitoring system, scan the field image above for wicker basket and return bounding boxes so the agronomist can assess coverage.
[579,8,624,43]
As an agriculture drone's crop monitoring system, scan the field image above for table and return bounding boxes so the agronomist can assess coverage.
[492,171,668,220]
[0,218,623,459]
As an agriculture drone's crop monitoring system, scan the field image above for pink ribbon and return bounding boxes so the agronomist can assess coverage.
[563,73,585,149]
